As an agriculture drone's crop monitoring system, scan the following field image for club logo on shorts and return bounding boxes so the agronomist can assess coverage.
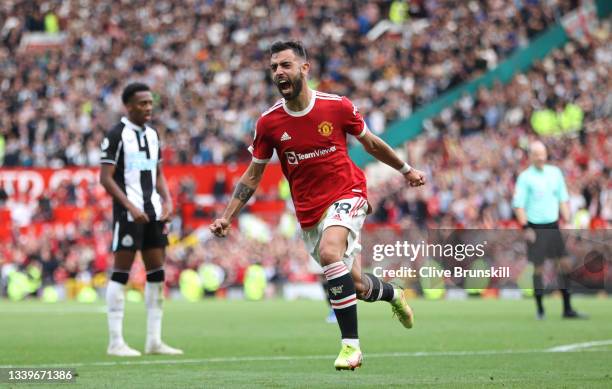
[330,285,343,296]
[317,121,333,137]
[285,151,298,165]
[121,234,134,247]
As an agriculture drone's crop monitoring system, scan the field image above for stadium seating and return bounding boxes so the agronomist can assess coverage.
[1,1,610,299]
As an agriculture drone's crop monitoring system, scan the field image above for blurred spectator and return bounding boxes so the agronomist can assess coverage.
[0,0,574,168]
[367,35,610,229]
[4,1,610,299]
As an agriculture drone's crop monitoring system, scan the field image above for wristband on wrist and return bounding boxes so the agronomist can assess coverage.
[399,163,412,174]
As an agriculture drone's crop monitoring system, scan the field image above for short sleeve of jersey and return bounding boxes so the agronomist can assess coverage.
[341,96,367,138]
[100,128,122,165]
[248,118,274,163]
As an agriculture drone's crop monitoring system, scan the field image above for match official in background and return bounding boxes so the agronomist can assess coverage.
[100,83,183,356]
[512,141,585,320]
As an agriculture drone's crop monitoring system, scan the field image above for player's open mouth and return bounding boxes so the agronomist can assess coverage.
[278,79,292,92]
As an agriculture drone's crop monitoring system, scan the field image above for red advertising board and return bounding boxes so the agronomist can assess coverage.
[0,163,284,200]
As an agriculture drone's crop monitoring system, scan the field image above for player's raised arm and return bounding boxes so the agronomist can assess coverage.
[357,131,426,187]
[209,161,267,237]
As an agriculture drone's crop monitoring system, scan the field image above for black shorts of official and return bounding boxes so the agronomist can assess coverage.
[527,221,567,264]
[111,220,169,252]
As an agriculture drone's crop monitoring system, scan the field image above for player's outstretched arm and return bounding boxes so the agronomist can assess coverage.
[209,161,267,237]
[357,131,425,187]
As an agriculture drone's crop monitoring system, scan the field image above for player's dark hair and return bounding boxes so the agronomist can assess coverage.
[121,82,150,105]
[269,41,308,61]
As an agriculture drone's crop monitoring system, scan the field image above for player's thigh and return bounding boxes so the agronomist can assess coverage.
[533,263,545,275]
[318,225,350,266]
[113,250,137,272]
[141,221,168,270]
[557,256,573,273]
[141,248,165,271]
[547,228,570,271]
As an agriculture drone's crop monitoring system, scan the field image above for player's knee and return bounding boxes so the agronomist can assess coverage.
[533,266,544,276]
[146,268,165,283]
[110,271,129,285]
[318,243,343,266]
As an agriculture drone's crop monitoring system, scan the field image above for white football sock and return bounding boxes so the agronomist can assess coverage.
[145,282,163,346]
[106,280,126,346]
[342,338,360,349]
[391,288,399,302]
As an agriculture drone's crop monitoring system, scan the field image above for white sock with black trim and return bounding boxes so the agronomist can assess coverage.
[145,268,165,347]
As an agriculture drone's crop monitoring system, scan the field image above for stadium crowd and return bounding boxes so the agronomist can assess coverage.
[2,0,610,299]
[368,36,611,229]
[1,0,576,167]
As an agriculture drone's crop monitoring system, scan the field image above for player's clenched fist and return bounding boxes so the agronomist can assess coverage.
[404,168,426,187]
[209,218,230,237]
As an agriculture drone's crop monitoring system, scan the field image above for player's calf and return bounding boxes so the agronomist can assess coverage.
[144,267,184,355]
[323,261,360,355]
[357,273,395,302]
[106,269,145,356]
[106,270,130,349]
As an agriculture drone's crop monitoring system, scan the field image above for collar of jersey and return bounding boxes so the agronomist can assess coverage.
[121,116,147,133]
[529,164,547,173]
[282,89,316,117]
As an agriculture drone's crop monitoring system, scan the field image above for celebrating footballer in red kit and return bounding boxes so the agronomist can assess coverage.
[210,41,426,370]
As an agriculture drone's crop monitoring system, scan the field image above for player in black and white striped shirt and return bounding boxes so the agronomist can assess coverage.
[100,83,182,357]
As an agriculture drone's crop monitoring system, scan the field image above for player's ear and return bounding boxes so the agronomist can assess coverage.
[301,61,310,75]
[124,98,133,112]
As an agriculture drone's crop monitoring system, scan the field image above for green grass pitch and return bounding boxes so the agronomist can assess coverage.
[1,297,611,388]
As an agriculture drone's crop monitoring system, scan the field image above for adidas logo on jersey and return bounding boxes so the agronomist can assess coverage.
[280,132,292,141]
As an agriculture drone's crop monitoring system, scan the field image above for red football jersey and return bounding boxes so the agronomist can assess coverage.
[249,90,368,228]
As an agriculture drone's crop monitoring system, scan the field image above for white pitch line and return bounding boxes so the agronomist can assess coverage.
[0,307,106,314]
[1,347,611,369]
[547,340,612,352]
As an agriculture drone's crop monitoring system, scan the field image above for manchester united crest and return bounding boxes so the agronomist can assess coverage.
[317,121,333,137]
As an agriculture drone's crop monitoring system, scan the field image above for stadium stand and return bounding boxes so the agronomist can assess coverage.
[1,0,575,167]
[2,0,610,299]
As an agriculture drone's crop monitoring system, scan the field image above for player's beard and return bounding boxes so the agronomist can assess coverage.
[277,73,304,100]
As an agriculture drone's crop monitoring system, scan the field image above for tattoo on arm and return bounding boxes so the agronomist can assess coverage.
[233,183,255,203]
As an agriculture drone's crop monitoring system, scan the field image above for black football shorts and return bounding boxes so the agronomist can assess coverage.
[111,220,169,252]
[526,221,567,264]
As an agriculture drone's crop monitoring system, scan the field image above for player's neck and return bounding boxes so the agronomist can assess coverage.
[126,116,145,128]
[285,87,312,112]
